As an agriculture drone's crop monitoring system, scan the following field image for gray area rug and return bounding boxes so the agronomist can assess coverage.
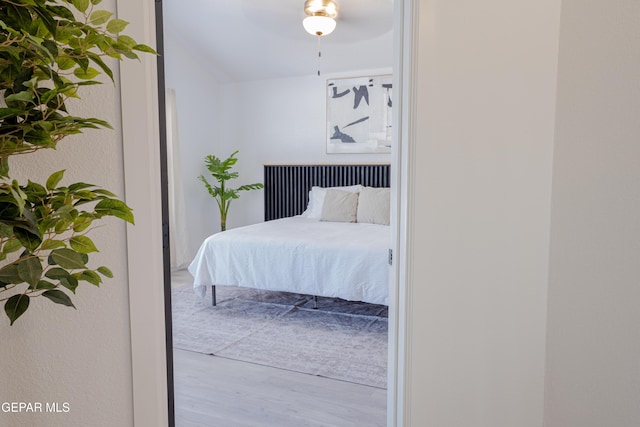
[171,280,388,389]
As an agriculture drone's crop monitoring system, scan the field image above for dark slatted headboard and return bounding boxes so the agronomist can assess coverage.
[264,164,391,221]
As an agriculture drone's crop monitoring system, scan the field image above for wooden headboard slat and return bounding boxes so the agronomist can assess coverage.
[264,164,391,221]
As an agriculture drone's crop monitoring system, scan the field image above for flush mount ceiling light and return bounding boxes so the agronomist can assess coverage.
[303,0,338,36]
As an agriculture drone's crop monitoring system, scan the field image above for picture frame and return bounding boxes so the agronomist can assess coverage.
[326,74,392,154]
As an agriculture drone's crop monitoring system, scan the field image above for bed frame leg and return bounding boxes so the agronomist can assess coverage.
[313,295,318,309]
[212,285,217,306]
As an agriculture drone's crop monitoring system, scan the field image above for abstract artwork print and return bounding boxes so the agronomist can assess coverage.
[326,74,392,154]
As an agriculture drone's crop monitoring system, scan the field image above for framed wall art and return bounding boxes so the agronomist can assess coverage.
[326,74,392,154]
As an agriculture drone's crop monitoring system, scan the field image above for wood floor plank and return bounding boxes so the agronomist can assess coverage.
[173,349,387,427]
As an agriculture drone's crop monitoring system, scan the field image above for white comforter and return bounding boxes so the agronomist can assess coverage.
[188,216,390,305]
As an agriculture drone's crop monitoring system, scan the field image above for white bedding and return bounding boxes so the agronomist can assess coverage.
[188,216,390,305]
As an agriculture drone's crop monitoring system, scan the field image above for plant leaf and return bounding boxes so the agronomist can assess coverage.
[5,294,30,325]
[133,44,157,54]
[25,180,47,197]
[42,290,76,308]
[2,239,23,254]
[237,183,264,192]
[116,35,136,49]
[87,53,113,81]
[5,91,34,103]
[35,280,57,291]
[68,182,94,191]
[49,248,86,269]
[59,276,79,293]
[72,0,90,13]
[17,256,43,288]
[40,239,66,250]
[106,18,129,34]
[0,264,22,285]
[79,270,101,286]
[56,57,76,70]
[0,158,9,179]
[89,10,113,26]
[94,199,134,224]
[45,267,70,280]
[0,108,23,120]
[97,266,113,278]
[14,228,41,253]
[46,170,65,191]
[73,67,101,80]
[69,236,99,253]
[72,216,94,232]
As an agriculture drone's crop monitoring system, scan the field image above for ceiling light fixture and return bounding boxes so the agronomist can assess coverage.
[303,0,338,36]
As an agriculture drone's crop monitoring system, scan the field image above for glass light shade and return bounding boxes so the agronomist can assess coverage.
[303,15,336,36]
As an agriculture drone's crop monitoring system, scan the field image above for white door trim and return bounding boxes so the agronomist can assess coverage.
[117,1,169,426]
[389,0,418,425]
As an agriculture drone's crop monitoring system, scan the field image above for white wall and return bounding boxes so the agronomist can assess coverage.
[544,1,640,425]
[163,31,230,262]
[164,33,392,258]
[0,2,134,426]
[401,0,560,425]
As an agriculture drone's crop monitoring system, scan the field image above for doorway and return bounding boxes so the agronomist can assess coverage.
[159,1,395,426]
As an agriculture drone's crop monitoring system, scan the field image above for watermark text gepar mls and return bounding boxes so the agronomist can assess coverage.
[2,402,70,413]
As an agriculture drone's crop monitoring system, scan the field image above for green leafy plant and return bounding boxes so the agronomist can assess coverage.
[198,150,263,232]
[0,0,155,325]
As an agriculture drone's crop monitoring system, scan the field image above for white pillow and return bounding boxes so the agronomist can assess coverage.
[301,185,362,219]
[320,189,359,223]
[356,187,390,225]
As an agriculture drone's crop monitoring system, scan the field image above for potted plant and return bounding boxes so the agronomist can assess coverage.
[198,150,263,231]
[0,0,154,325]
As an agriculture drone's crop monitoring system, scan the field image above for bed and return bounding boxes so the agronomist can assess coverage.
[188,164,391,306]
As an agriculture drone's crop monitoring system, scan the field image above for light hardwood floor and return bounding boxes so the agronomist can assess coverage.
[171,269,387,426]
[173,349,387,427]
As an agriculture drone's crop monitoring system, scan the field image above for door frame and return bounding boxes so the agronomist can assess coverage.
[118,0,171,426]
[119,0,418,425]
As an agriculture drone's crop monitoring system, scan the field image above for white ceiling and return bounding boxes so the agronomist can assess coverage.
[162,0,395,82]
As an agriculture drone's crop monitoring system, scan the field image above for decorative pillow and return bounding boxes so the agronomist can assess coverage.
[301,185,362,219]
[320,189,359,223]
[356,187,390,225]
